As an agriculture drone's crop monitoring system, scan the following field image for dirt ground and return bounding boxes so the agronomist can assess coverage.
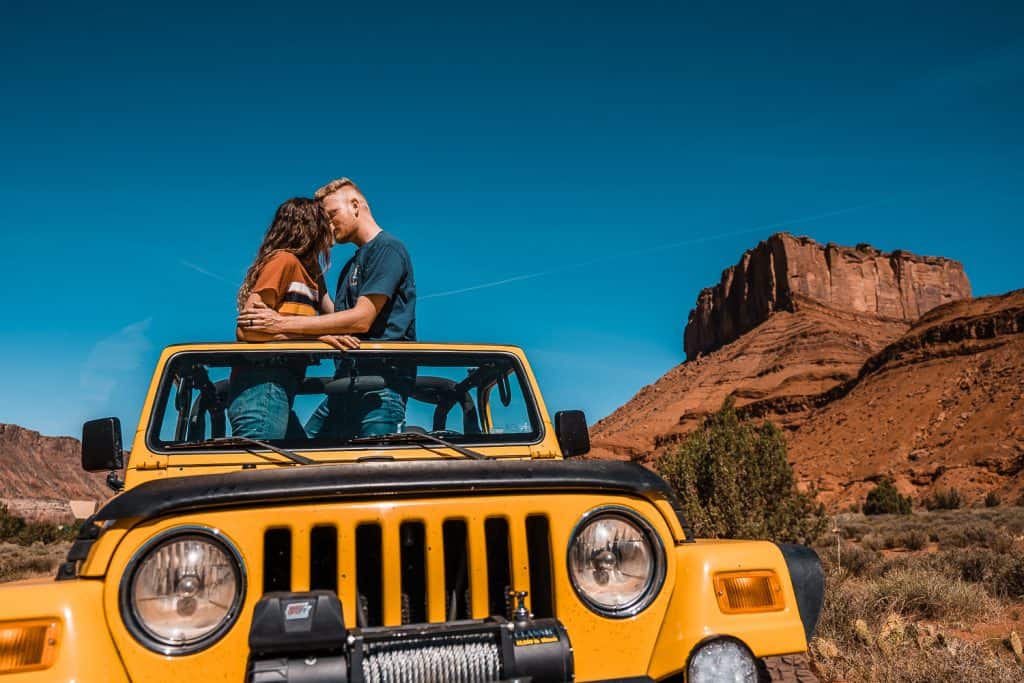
[810,506,1024,682]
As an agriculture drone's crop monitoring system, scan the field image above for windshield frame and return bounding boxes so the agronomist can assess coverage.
[144,348,547,455]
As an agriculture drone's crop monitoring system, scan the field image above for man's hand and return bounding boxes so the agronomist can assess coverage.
[238,300,288,333]
[318,335,361,351]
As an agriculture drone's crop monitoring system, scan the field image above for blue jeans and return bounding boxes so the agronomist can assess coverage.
[227,367,306,440]
[305,388,407,440]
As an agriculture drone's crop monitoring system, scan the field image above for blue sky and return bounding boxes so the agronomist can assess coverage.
[1,1,1022,437]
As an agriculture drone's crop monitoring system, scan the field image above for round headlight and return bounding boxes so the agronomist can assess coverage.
[687,639,758,683]
[120,528,245,654]
[568,508,664,617]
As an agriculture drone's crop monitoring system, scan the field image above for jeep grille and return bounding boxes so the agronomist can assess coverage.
[259,513,554,627]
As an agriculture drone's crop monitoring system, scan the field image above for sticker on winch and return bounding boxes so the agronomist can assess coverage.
[514,627,559,647]
[284,601,313,620]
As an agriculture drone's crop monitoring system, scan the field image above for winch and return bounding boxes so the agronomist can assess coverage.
[246,591,574,683]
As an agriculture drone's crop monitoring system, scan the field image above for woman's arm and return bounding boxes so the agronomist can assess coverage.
[236,292,358,350]
[320,293,335,314]
[236,292,285,341]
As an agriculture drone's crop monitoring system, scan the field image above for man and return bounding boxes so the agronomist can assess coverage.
[238,177,416,438]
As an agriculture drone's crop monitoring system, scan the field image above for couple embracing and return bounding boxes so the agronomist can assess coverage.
[229,177,415,442]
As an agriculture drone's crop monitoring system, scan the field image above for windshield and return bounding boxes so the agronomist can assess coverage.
[148,350,542,451]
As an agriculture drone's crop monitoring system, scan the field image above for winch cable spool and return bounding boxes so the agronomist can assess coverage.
[361,633,502,683]
[247,591,573,683]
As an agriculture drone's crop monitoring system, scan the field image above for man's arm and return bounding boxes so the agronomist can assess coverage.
[238,294,387,336]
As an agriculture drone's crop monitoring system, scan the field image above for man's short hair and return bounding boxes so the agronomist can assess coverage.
[315,177,364,201]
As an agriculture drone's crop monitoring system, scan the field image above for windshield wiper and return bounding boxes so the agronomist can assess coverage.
[165,437,315,465]
[348,432,491,460]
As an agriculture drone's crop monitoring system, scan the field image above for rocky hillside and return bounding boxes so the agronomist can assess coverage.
[0,424,110,521]
[591,233,971,462]
[788,289,1024,506]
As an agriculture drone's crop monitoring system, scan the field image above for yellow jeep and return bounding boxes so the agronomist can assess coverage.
[0,342,823,682]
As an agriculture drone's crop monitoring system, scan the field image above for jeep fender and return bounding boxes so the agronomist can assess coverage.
[0,577,129,682]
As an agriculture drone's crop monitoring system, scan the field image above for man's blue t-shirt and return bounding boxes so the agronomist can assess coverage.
[335,231,416,341]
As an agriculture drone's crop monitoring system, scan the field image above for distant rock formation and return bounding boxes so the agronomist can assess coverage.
[0,424,110,521]
[787,289,1024,507]
[683,233,971,360]
[590,233,983,505]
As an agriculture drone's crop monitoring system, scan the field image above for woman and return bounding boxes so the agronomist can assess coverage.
[229,197,335,440]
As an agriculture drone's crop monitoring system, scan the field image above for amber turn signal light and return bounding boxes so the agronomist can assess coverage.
[713,571,784,614]
[0,619,60,674]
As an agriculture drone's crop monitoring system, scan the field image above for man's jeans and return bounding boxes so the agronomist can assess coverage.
[227,367,306,440]
[305,388,407,440]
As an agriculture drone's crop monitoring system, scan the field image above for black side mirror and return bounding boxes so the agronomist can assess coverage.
[554,410,590,458]
[82,418,124,472]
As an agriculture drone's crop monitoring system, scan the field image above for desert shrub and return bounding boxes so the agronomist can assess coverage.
[938,521,1017,551]
[985,491,1001,507]
[863,479,912,515]
[940,548,1024,600]
[991,553,1024,600]
[0,505,27,540]
[0,542,69,582]
[814,632,1024,683]
[861,532,885,552]
[924,488,962,511]
[0,505,78,546]
[869,567,995,622]
[814,555,1021,683]
[840,521,869,541]
[814,572,875,645]
[656,398,826,543]
[838,543,883,577]
[901,529,928,551]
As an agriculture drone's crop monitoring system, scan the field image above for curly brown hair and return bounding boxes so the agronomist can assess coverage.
[237,197,332,310]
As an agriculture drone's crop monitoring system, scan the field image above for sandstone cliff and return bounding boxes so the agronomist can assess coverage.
[684,233,971,359]
[0,424,110,521]
[787,289,1024,506]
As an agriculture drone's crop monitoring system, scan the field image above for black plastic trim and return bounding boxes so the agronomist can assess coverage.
[775,543,825,642]
[95,460,689,534]
[55,515,103,580]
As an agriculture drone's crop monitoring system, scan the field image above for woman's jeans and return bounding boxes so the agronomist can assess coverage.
[227,366,306,440]
[305,388,407,440]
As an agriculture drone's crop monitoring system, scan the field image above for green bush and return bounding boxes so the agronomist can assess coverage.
[984,491,1001,508]
[0,504,78,546]
[863,479,912,515]
[655,398,826,543]
[924,488,962,511]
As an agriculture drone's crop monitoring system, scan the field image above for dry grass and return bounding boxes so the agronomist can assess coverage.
[0,541,69,582]
[811,507,1024,682]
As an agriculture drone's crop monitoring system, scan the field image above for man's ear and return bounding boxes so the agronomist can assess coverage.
[351,197,360,217]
